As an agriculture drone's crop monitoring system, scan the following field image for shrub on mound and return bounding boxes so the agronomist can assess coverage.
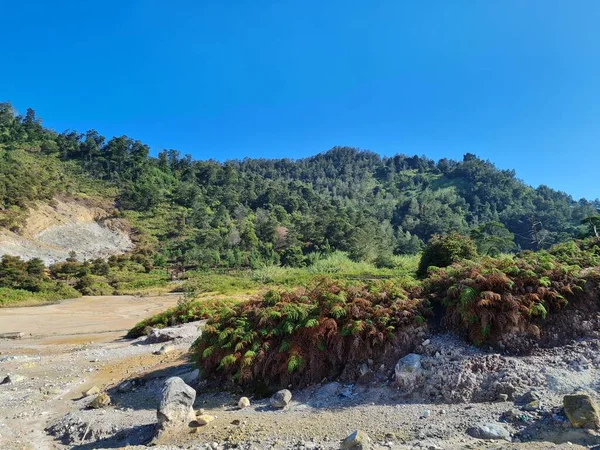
[126,298,240,338]
[425,247,600,347]
[191,278,428,388]
[417,233,478,277]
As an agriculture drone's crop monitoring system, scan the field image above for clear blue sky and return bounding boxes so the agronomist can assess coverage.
[2,1,599,199]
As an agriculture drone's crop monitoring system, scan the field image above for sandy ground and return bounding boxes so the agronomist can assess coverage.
[0,294,182,450]
[1,295,599,450]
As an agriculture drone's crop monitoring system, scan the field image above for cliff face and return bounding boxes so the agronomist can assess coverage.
[0,197,132,264]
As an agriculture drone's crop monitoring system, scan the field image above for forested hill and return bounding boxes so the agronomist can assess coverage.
[1,102,598,269]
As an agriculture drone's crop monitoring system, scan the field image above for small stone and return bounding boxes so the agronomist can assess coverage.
[196,414,216,426]
[421,410,431,418]
[359,363,370,377]
[497,393,509,402]
[468,423,511,441]
[270,389,292,408]
[521,389,540,404]
[89,393,111,409]
[153,344,174,355]
[563,393,600,429]
[394,353,422,390]
[1,374,25,384]
[341,430,371,449]
[523,400,541,411]
[238,396,251,409]
[180,368,200,386]
[422,339,431,346]
[82,386,100,397]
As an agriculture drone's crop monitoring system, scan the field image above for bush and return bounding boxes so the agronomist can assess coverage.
[417,233,478,277]
[191,278,428,389]
[425,248,599,346]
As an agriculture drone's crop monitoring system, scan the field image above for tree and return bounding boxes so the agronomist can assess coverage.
[417,233,478,277]
[470,221,516,256]
[583,216,600,238]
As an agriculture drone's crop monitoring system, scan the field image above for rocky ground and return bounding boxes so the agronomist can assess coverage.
[1,295,600,450]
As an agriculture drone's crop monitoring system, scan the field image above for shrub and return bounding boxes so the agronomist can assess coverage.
[424,248,599,346]
[417,233,478,277]
[191,278,428,389]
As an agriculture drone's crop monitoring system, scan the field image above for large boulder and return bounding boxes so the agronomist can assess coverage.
[157,377,196,431]
[563,393,600,429]
[394,353,422,390]
[270,389,292,408]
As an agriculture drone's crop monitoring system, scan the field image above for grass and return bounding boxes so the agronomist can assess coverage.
[0,284,81,307]
[109,269,174,295]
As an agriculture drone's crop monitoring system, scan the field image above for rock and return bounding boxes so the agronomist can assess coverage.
[196,414,216,426]
[0,332,25,340]
[180,368,200,386]
[422,339,431,346]
[341,430,371,449]
[521,389,540,404]
[147,323,200,343]
[238,396,251,409]
[153,344,174,355]
[82,386,100,397]
[359,363,370,377]
[89,393,111,409]
[563,393,600,429]
[523,400,541,411]
[394,353,422,389]
[157,377,196,431]
[270,389,292,408]
[468,423,511,441]
[497,393,509,402]
[1,374,25,384]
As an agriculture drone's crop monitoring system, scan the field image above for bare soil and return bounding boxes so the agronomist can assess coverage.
[0,295,598,450]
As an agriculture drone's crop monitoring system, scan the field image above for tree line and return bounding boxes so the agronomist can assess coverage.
[1,102,598,271]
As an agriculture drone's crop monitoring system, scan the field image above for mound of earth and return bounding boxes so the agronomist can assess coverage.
[0,197,132,264]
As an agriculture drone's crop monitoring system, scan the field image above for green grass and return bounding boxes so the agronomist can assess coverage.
[0,284,81,307]
[108,269,173,295]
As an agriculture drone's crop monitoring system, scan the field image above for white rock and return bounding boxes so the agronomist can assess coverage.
[157,377,196,431]
[238,396,250,409]
[153,344,174,355]
[341,430,371,449]
[180,368,200,386]
[270,389,292,408]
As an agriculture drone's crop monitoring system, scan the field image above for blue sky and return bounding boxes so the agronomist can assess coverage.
[3,1,599,199]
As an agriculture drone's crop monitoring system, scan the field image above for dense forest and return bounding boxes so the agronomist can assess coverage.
[1,102,598,272]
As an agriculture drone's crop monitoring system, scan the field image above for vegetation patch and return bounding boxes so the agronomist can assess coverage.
[126,298,241,338]
[425,239,600,348]
[190,278,428,389]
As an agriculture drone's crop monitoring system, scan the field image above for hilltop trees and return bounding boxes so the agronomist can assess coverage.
[1,103,598,270]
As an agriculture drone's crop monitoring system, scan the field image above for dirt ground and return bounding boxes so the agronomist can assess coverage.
[1,295,599,450]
